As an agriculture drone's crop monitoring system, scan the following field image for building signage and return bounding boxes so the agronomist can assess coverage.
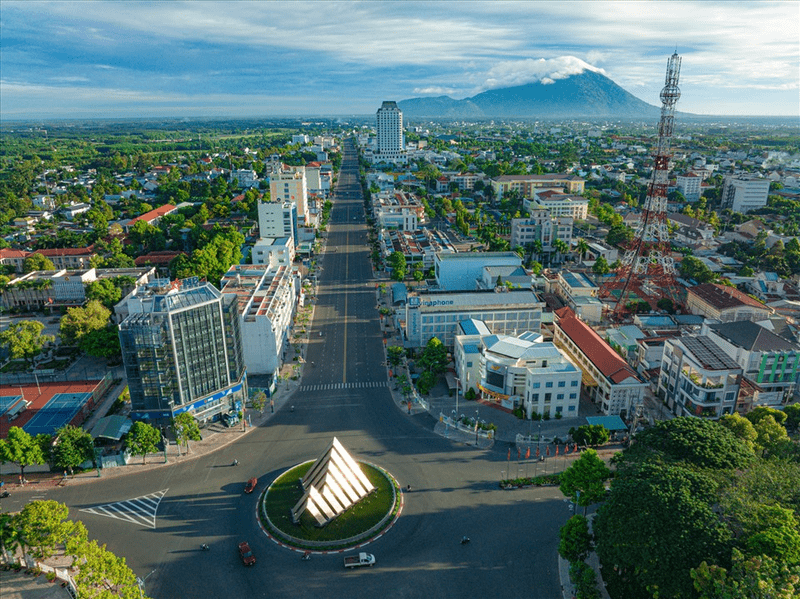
[422,300,455,306]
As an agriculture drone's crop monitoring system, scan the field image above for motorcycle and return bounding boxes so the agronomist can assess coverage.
[0,491,9,499]
[301,551,311,561]
[232,459,239,467]
[201,544,210,551]
[460,536,470,545]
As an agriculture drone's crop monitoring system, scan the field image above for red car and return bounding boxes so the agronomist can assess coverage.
[238,541,256,566]
[244,477,257,494]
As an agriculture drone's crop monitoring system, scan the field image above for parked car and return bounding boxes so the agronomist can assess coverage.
[238,541,256,566]
[343,552,375,568]
[244,477,257,494]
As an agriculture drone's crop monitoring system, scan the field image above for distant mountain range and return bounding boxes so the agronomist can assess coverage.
[398,71,660,119]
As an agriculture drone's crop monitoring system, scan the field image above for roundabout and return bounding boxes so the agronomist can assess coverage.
[259,460,402,551]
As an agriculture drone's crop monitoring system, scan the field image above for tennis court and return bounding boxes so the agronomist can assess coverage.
[0,396,23,418]
[23,392,93,436]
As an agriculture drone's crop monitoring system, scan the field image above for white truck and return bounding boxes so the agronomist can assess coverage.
[343,552,375,568]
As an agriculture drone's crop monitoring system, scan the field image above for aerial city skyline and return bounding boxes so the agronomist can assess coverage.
[1,0,798,120]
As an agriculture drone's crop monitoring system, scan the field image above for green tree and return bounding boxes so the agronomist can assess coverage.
[53,425,96,474]
[594,462,731,599]
[782,404,800,433]
[559,449,611,514]
[753,415,790,455]
[576,238,590,262]
[692,549,800,599]
[719,413,758,453]
[558,514,593,562]
[569,424,610,446]
[0,320,54,365]
[680,255,717,284]
[14,500,86,560]
[591,255,610,275]
[250,390,266,413]
[22,253,55,273]
[85,278,123,308]
[124,421,161,464]
[745,406,787,427]
[387,345,405,367]
[743,504,800,565]
[626,417,754,470]
[60,300,111,346]
[417,336,448,375]
[80,324,122,359]
[74,538,146,599]
[173,412,202,455]
[0,427,47,479]
[388,251,407,281]
[605,224,633,247]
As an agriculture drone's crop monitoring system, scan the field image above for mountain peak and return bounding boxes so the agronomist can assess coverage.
[399,70,658,119]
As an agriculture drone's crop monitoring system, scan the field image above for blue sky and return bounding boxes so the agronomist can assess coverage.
[1,1,798,120]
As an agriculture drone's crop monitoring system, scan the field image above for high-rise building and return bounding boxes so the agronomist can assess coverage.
[374,101,406,164]
[118,278,247,424]
[258,200,298,244]
[721,175,770,213]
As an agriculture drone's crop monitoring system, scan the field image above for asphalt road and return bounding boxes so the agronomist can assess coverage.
[23,140,568,599]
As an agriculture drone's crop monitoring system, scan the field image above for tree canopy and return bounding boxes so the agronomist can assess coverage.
[0,320,54,365]
[60,300,112,346]
[124,421,161,464]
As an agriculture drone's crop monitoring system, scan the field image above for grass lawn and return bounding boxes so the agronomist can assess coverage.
[264,461,396,544]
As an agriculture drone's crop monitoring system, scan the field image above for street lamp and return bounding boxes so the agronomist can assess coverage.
[137,569,155,599]
[475,408,480,445]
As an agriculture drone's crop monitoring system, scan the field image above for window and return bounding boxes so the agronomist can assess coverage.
[544,393,552,402]
[466,362,473,368]
[558,381,565,388]
[557,393,564,400]
[571,380,578,387]
[569,393,577,399]
[532,382,540,389]
[545,381,553,388]
[531,393,539,401]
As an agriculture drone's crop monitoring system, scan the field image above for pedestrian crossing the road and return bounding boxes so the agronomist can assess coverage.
[80,489,168,530]
[299,381,389,392]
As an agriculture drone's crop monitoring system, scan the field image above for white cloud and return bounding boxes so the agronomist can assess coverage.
[482,56,606,90]
[412,86,458,96]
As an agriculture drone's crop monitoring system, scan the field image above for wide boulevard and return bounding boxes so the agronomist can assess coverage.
[31,140,566,599]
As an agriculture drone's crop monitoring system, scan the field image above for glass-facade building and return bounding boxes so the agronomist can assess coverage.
[119,278,246,423]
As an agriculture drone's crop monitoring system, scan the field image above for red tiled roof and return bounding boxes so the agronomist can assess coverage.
[0,248,30,259]
[35,246,95,257]
[688,283,769,311]
[129,204,177,225]
[556,308,640,384]
[231,194,246,203]
[134,251,185,266]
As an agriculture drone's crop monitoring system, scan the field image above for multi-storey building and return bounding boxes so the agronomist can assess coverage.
[554,307,646,418]
[527,190,589,219]
[510,207,573,252]
[403,288,544,349]
[658,335,742,420]
[373,101,407,165]
[686,283,772,323]
[491,174,585,199]
[435,252,522,291]
[721,175,770,213]
[258,201,298,244]
[453,321,581,419]
[270,166,309,223]
[373,190,426,231]
[230,169,259,188]
[219,264,299,382]
[118,278,247,424]
[380,228,455,270]
[252,237,294,268]
[703,320,799,408]
[676,172,702,202]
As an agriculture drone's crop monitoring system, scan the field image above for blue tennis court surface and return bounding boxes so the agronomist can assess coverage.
[0,395,23,418]
[23,392,92,436]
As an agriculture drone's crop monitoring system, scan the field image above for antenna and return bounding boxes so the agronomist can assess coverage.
[600,53,683,319]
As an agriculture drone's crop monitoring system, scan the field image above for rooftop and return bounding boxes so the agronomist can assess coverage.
[689,283,769,311]
[679,336,742,371]
[708,320,798,353]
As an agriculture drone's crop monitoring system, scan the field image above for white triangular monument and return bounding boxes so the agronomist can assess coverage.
[291,437,376,526]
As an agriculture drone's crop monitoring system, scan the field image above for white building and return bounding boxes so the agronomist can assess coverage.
[270,166,309,223]
[676,172,702,202]
[552,270,603,324]
[220,264,300,379]
[510,208,573,252]
[721,175,770,213]
[658,335,742,420]
[528,190,589,220]
[252,237,294,268]
[404,288,544,349]
[373,101,407,165]
[258,200,298,244]
[305,163,332,196]
[435,252,522,291]
[231,169,259,188]
[554,307,646,418]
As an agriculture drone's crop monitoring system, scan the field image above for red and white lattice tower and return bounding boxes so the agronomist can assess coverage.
[601,52,683,318]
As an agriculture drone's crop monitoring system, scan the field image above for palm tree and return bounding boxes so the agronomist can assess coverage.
[553,239,570,265]
[576,238,589,262]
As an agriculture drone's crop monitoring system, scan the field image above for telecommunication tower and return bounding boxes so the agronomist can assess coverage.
[600,52,683,318]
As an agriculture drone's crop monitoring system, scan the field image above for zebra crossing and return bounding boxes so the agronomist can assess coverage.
[80,489,168,530]
[299,381,389,392]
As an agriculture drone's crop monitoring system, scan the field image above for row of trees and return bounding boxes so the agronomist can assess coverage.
[0,413,203,479]
[0,500,150,598]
